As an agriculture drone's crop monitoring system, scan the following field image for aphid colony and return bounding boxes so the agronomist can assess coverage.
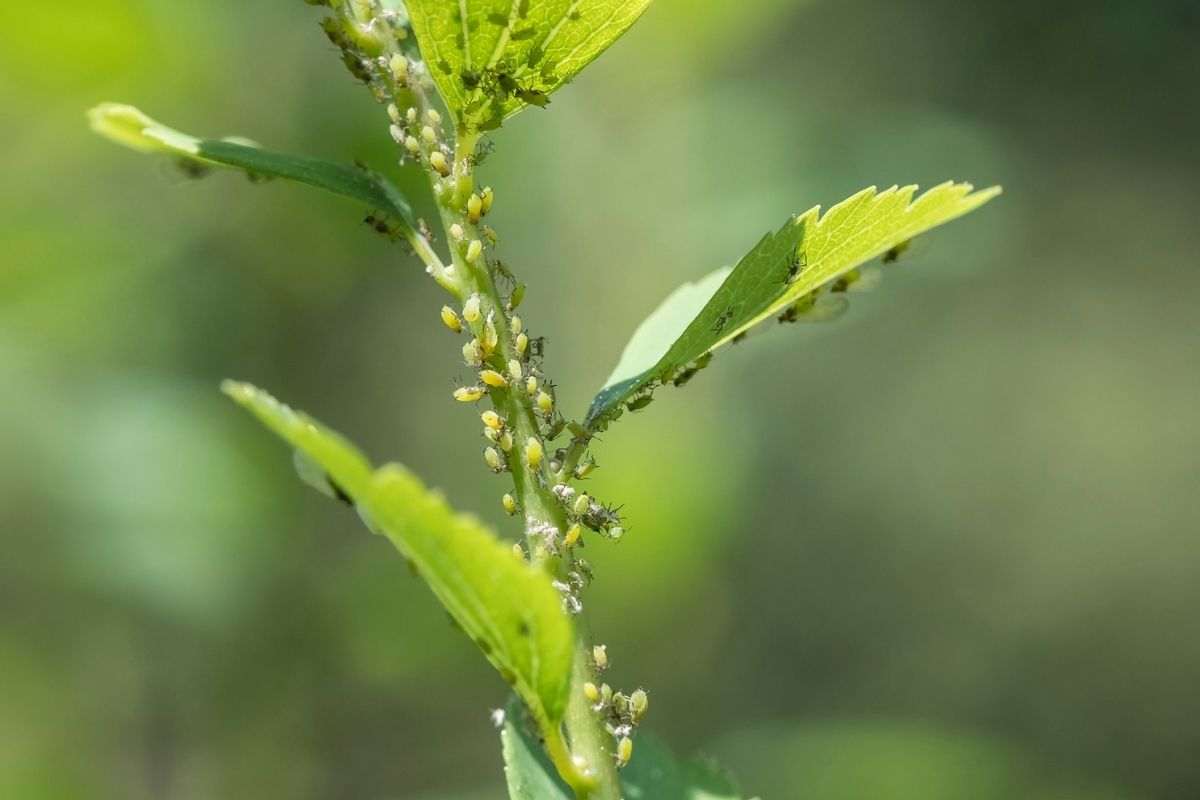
[581,646,649,768]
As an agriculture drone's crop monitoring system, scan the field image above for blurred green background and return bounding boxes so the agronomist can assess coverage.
[3,0,1198,798]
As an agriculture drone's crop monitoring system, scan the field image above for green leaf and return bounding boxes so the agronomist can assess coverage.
[502,698,745,800]
[222,381,575,724]
[88,103,414,226]
[407,0,652,131]
[584,182,1001,427]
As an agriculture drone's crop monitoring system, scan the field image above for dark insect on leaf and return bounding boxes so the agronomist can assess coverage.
[517,88,550,108]
[626,394,654,412]
[511,26,537,41]
[487,12,509,25]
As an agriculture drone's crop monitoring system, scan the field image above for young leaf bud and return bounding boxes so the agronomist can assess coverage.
[508,283,526,311]
[441,305,463,332]
[480,186,494,215]
[564,524,581,548]
[453,386,485,402]
[467,193,483,224]
[593,645,608,670]
[462,295,482,322]
[537,390,554,415]
[502,493,517,515]
[516,333,529,357]
[480,370,509,388]
[429,150,449,176]
[583,682,600,704]
[449,223,465,242]
[616,737,633,768]
[508,359,523,382]
[630,689,648,724]
[573,494,591,516]
[525,438,543,469]
[481,410,504,430]
[484,447,501,472]
[465,238,483,263]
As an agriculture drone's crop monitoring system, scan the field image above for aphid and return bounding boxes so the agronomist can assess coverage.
[481,225,499,248]
[584,682,600,704]
[405,135,420,155]
[626,393,653,412]
[491,259,516,288]
[480,185,495,215]
[517,87,550,107]
[421,125,437,144]
[364,213,400,241]
[526,375,538,395]
[516,332,529,357]
[732,330,748,345]
[543,415,567,440]
[510,315,523,335]
[608,526,625,542]
[465,238,484,262]
[426,109,442,126]
[418,218,436,243]
[453,385,485,402]
[525,437,544,469]
[573,494,591,516]
[629,689,648,724]
[511,542,525,559]
[449,222,465,241]
[712,308,734,335]
[599,682,613,706]
[498,429,514,452]
[466,141,494,168]
[537,390,555,416]
[502,493,517,515]
[441,305,463,332]
[781,247,808,284]
[574,459,597,479]
[429,150,450,176]
[482,317,499,355]
[529,336,546,357]
[388,53,408,83]
[481,410,504,430]
[484,447,502,472]
[593,644,608,670]
[508,283,525,311]
[508,359,523,382]
[467,193,483,224]
[462,294,482,322]
[882,239,909,263]
[480,369,508,388]
[564,524,582,548]
[616,737,633,768]
[830,269,860,293]
[463,339,483,366]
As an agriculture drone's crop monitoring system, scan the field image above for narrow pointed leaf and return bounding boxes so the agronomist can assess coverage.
[89,103,414,225]
[502,696,744,800]
[407,0,652,131]
[584,182,1001,427]
[223,381,574,724]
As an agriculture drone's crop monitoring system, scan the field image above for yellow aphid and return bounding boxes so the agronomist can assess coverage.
[508,359,523,382]
[525,438,543,469]
[512,542,525,559]
[430,151,450,176]
[499,430,514,451]
[480,370,509,388]
[537,390,554,415]
[573,494,590,515]
[526,376,538,396]
[467,193,483,224]
[482,319,499,356]
[502,493,517,514]
[453,386,485,402]
[630,689,648,723]
[426,108,441,125]
[516,333,529,357]
[421,125,437,143]
[387,103,402,123]
[600,683,613,705]
[462,295,482,322]
[441,305,463,332]
[389,53,408,82]
[511,315,523,335]
[534,544,548,561]
[404,135,420,155]
[449,223,465,242]
[465,238,483,263]
[564,524,582,548]
[484,426,500,443]
[481,410,504,430]
[616,737,633,768]
[574,460,596,479]
[609,526,625,541]
[593,645,608,670]
[583,682,600,703]
[406,107,418,123]
[463,339,482,366]
[480,186,494,215]
[484,447,501,472]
